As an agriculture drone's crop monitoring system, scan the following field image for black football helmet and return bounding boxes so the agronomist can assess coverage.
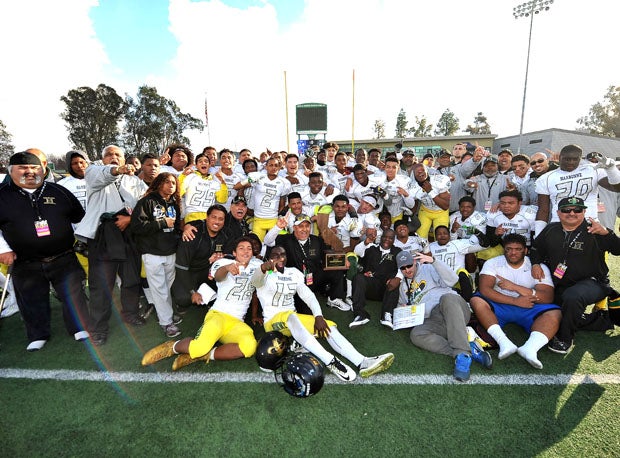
[275,353,325,398]
[255,331,290,371]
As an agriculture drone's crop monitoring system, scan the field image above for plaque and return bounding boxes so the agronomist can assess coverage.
[324,252,347,270]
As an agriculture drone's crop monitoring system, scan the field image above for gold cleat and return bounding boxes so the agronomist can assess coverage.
[172,353,210,371]
[359,353,394,378]
[141,341,177,366]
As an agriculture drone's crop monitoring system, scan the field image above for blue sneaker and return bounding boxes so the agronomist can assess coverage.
[454,353,471,382]
[470,340,493,369]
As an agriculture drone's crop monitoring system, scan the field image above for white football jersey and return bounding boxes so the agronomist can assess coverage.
[411,174,452,211]
[254,266,321,322]
[449,210,487,240]
[535,163,603,222]
[379,175,416,217]
[394,235,430,255]
[58,176,87,210]
[218,171,242,210]
[180,173,224,217]
[247,172,292,219]
[209,257,262,320]
[486,205,537,246]
[429,236,484,272]
[327,213,362,247]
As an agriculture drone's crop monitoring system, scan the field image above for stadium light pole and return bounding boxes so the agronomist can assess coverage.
[513,0,553,154]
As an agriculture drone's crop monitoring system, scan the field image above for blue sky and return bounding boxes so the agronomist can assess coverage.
[1,0,619,156]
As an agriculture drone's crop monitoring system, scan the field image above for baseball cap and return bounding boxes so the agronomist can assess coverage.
[558,197,587,209]
[422,153,434,160]
[396,250,414,269]
[232,195,247,205]
[484,155,499,165]
[361,195,377,208]
[498,148,513,156]
[293,214,312,226]
[402,149,415,156]
[438,149,452,157]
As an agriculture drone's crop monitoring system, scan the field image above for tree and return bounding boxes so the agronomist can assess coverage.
[577,85,620,137]
[373,119,386,139]
[409,115,433,137]
[122,85,204,156]
[434,109,460,136]
[465,112,492,135]
[395,108,409,138]
[60,84,126,161]
[0,119,15,168]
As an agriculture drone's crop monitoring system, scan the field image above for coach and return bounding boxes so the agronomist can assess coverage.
[0,152,89,351]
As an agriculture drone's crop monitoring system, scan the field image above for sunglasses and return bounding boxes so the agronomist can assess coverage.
[530,158,545,165]
[400,264,414,270]
[559,207,584,214]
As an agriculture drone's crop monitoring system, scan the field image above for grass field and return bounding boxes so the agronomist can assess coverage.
[1,257,619,457]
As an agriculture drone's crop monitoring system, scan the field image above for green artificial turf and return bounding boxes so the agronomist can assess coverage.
[0,256,619,457]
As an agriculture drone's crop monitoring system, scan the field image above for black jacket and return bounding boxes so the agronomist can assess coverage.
[0,181,84,261]
[130,193,181,256]
[360,245,401,282]
[274,233,327,273]
[530,220,620,287]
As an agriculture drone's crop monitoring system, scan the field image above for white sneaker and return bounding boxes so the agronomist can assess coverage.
[327,357,357,382]
[74,331,90,342]
[380,312,393,329]
[327,297,351,311]
[26,340,47,352]
[349,314,370,328]
[359,353,395,377]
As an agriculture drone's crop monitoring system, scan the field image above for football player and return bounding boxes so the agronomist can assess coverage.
[251,246,394,382]
[141,237,261,370]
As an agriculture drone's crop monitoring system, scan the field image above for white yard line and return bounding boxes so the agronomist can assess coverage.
[1,368,619,385]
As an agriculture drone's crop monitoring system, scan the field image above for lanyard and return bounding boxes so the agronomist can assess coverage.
[562,228,584,263]
[486,175,498,199]
[17,182,47,221]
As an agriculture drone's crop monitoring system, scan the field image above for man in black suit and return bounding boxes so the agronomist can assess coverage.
[349,228,401,329]
[265,214,349,314]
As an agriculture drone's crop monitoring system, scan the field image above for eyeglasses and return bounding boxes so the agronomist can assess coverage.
[400,264,414,271]
[530,159,545,165]
[559,207,584,214]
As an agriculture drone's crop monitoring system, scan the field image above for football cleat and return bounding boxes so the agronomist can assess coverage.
[359,353,394,377]
[327,297,351,311]
[172,353,210,371]
[141,340,177,366]
[326,357,357,382]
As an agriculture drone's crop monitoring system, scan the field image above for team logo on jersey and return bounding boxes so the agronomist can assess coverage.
[43,197,56,205]
[573,241,584,251]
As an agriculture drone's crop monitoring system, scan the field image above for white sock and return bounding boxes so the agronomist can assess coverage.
[325,327,364,367]
[517,331,548,369]
[209,348,217,360]
[287,314,334,365]
[487,324,517,359]
[346,279,352,297]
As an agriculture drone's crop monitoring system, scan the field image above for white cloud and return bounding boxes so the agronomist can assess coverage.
[1,0,619,159]
[0,0,111,155]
